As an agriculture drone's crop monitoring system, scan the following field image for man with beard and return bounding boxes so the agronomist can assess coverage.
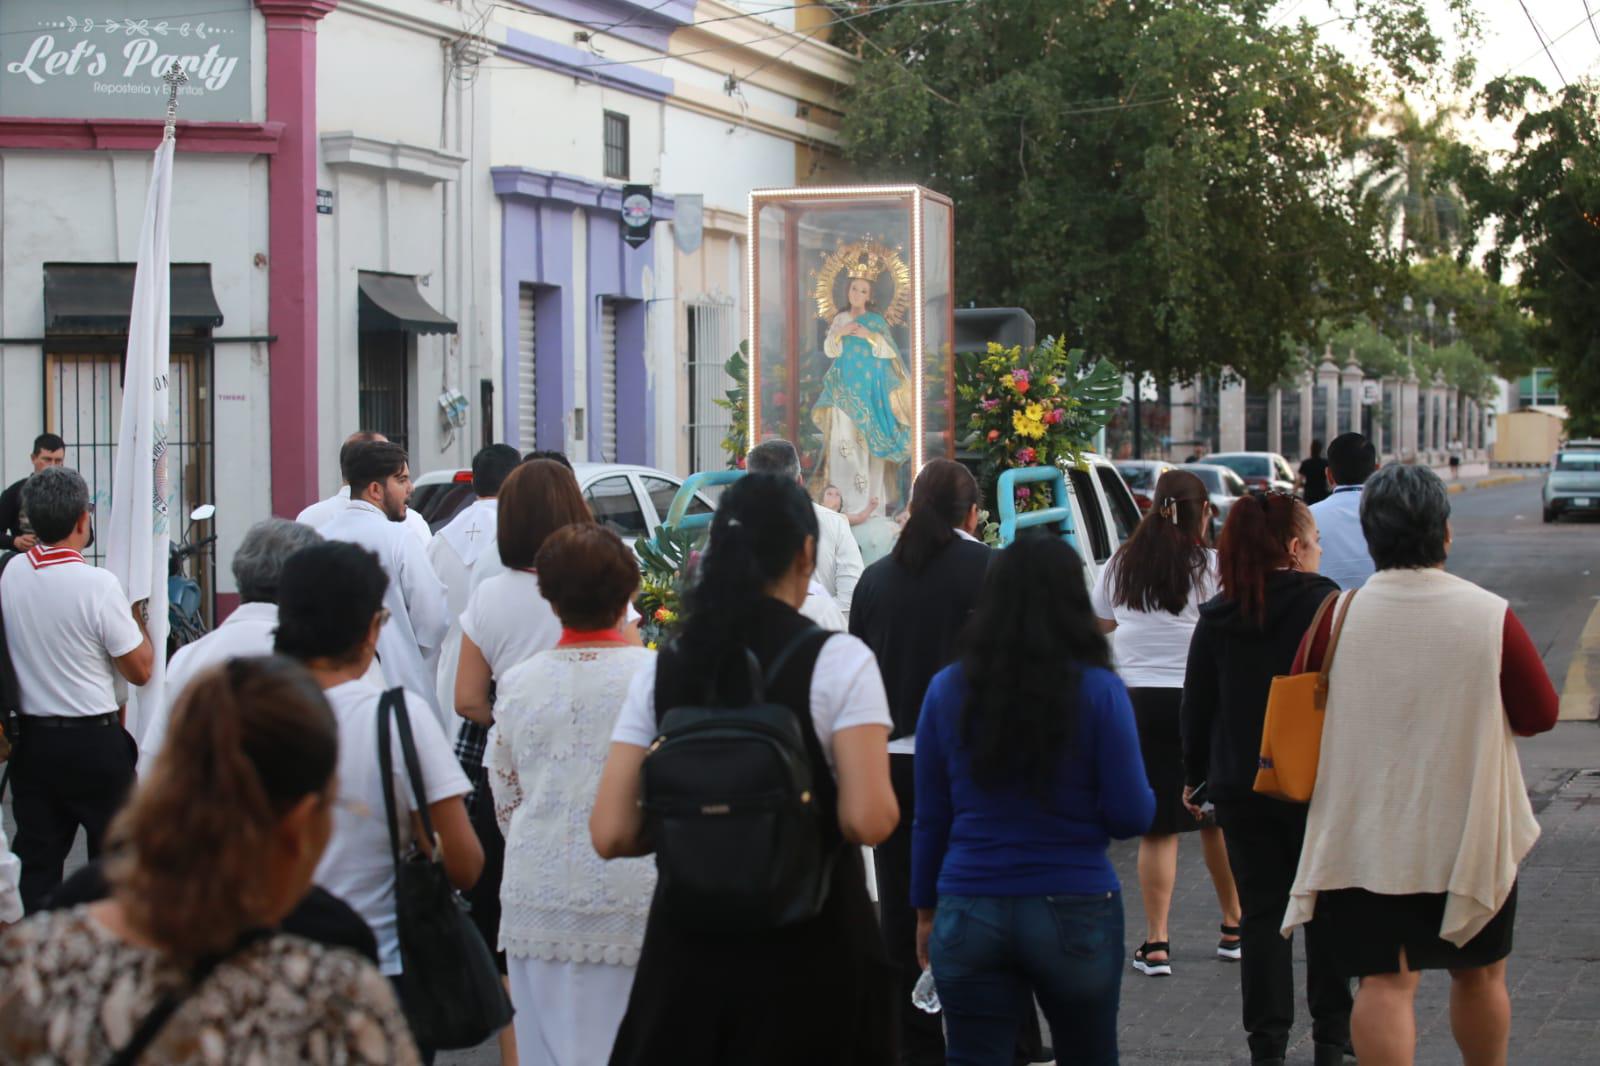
[319,440,450,732]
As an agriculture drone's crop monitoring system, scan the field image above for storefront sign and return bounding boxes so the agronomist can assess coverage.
[621,184,653,249]
[0,1,252,122]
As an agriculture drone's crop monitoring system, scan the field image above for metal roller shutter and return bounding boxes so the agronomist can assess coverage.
[517,285,537,449]
[600,299,618,462]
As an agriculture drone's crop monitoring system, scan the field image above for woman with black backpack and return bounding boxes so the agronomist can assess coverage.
[591,473,900,1065]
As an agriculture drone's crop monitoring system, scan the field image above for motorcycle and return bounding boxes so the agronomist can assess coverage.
[168,503,216,656]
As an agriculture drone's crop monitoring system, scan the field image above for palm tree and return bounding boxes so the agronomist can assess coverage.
[1355,100,1469,258]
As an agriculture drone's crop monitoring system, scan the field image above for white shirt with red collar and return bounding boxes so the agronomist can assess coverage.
[0,544,142,717]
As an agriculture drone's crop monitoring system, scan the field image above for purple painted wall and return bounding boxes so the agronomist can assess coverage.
[496,0,694,53]
[497,26,673,101]
[493,168,673,464]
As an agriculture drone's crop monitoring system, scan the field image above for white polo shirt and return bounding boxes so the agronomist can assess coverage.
[0,545,143,717]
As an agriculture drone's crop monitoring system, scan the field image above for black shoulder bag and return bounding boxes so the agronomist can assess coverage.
[377,688,513,1051]
[641,627,839,932]
[105,930,273,1066]
[0,549,23,788]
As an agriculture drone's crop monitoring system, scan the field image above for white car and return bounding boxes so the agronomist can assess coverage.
[411,462,714,546]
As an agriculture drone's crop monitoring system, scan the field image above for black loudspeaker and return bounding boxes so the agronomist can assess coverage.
[954,307,1036,354]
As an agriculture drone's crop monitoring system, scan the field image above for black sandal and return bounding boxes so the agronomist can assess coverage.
[1218,924,1242,961]
[1133,940,1172,976]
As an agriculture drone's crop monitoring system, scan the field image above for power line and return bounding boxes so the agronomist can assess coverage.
[1583,0,1600,51]
[1514,0,1566,87]
[480,0,977,76]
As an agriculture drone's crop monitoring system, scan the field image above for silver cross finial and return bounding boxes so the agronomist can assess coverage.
[162,66,189,141]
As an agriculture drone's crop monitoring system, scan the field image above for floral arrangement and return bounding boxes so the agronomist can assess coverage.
[635,524,701,649]
[957,338,1122,515]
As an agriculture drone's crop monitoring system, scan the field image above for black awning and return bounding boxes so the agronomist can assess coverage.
[358,271,457,335]
[43,263,224,333]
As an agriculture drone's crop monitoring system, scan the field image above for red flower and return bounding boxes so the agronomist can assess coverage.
[1016,447,1037,464]
[1014,379,1030,394]
[1045,408,1065,425]
[987,429,1001,442]
[735,456,747,469]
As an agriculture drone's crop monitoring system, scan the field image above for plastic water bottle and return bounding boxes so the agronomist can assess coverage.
[911,967,941,1014]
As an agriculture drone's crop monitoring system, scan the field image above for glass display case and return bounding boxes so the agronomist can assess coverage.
[746,185,955,534]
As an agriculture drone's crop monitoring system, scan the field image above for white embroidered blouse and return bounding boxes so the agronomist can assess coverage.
[488,645,657,966]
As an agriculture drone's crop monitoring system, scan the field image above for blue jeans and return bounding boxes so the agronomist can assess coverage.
[931,892,1124,1066]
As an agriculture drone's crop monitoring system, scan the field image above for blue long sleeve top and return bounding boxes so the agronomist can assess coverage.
[910,662,1155,908]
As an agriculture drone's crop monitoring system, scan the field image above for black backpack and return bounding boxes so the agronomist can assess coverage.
[641,627,837,932]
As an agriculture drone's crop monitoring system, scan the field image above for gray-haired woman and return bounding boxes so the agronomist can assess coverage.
[143,517,324,756]
[1284,464,1558,1066]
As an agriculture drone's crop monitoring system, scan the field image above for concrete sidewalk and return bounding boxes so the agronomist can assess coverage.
[1115,722,1600,1064]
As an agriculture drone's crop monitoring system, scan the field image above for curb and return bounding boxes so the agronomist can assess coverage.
[1446,472,1534,495]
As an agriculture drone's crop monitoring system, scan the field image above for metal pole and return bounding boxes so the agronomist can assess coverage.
[162,67,189,140]
[1131,375,1143,459]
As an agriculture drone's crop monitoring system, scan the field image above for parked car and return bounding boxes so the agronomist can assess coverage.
[1113,460,1177,514]
[1017,454,1141,587]
[1202,451,1297,494]
[1543,447,1600,523]
[1185,463,1250,541]
[411,462,714,545]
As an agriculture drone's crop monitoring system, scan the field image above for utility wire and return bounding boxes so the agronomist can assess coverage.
[1514,0,1566,87]
[1583,0,1600,51]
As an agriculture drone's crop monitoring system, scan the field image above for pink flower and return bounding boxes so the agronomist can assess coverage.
[1016,447,1037,464]
[981,398,1001,412]
[1045,408,1065,425]
[1016,486,1032,500]
[771,391,788,407]
[1012,369,1031,385]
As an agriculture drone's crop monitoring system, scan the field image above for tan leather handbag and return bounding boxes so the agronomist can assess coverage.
[1254,590,1356,803]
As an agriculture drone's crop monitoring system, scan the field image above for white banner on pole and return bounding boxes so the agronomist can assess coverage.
[105,135,174,744]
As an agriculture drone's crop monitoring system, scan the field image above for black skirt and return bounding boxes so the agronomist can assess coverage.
[1315,881,1518,977]
[608,847,897,1065]
[1130,687,1207,836]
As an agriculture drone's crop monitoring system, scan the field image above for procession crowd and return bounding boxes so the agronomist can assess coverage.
[0,428,1561,1066]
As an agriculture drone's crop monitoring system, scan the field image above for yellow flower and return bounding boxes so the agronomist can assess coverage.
[1012,409,1046,439]
[1000,373,1015,392]
[1024,402,1044,422]
[987,341,1005,355]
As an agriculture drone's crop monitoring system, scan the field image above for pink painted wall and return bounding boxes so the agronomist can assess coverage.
[257,0,337,518]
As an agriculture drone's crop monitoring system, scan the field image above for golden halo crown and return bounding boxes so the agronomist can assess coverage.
[813,237,912,325]
[844,250,888,283]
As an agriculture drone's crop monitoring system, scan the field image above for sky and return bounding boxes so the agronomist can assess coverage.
[1280,0,1600,151]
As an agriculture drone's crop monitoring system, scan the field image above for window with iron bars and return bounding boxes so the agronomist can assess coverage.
[604,111,629,181]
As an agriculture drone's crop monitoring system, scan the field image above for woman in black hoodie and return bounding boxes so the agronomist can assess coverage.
[1181,491,1352,1066]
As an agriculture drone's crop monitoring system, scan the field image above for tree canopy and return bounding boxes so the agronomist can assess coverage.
[834,0,1470,385]
[1457,78,1600,434]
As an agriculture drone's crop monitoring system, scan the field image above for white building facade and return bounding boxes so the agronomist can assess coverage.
[0,0,852,618]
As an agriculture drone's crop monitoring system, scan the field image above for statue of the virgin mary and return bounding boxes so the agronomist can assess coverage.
[810,241,913,517]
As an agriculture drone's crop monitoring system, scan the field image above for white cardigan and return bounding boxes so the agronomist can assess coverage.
[1283,568,1539,946]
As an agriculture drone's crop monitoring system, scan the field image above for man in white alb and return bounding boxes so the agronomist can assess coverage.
[0,467,153,912]
[746,439,862,624]
[318,441,451,731]
[141,517,324,757]
[297,430,433,547]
